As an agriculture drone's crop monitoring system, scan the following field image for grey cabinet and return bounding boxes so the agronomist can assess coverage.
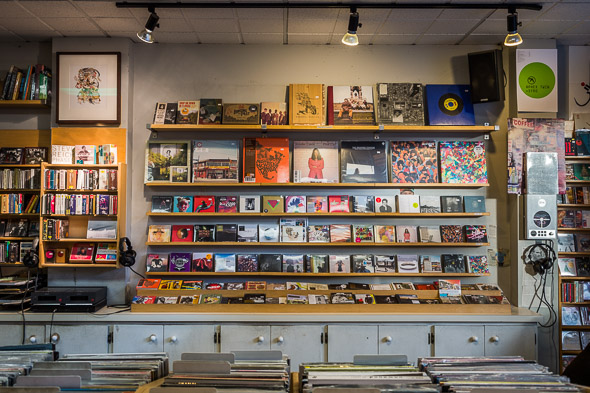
[326,325,379,362]
[0,324,45,346]
[219,325,271,352]
[112,324,164,353]
[270,325,324,369]
[483,324,537,360]
[49,324,109,355]
[378,325,431,365]
[163,325,216,361]
[433,325,485,357]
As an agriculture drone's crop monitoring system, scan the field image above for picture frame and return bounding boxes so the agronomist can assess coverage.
[56,52,121,125]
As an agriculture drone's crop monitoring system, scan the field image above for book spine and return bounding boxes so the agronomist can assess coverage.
[1,66,14,100]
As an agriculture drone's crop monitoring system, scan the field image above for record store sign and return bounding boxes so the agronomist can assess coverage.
[516,49,558,112]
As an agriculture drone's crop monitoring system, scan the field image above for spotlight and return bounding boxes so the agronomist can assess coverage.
[342,7,361,46]
[504,9,523,46]
[137,7,160,44]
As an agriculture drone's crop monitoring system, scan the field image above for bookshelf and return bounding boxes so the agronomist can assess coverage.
[0,100,50,109]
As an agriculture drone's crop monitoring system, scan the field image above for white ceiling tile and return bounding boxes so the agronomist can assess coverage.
[182,8,235,19]
[20,1,85,18]
[75,1,133,18]
[417,34,464,45]
[63,30,107,37]
[471,19,506,35]
[556,35,590,46]
[370,34,418,45]
[154,32,200,43]
[242,33,283,44]
[288,34,331,45]
[520,20,575,35]
[17,30,62,41]
[288,19,336,34]
[197,32,241,44]
[438,8,493,20]
[95,17,141,32]
[0,2,34,17]
[0,17,53,31]
[240,19,283,34]
[460,34,506,45]
[157,18,193,33]
[488,8,543,21]
[43,17,99,32]
[288,9,339,19]
[561,21,590,35]
[387,9,441,20]
[538,3,590,21]
[426,19,480,34]
[129,8,185,20]
[189,18,239,33]
[236,8,284,19]
[378,20,431,35]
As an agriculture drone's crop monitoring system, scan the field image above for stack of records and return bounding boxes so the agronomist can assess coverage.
[0,343,56,386]
[419,356,582,392]
[0,276,43,310]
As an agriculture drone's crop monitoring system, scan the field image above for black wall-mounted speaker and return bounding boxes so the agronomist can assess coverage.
[468,49,505,104]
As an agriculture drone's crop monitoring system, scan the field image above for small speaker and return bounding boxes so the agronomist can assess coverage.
[525,194,557,239]
[468,50,505,103]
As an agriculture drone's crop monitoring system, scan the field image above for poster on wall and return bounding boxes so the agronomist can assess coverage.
[569,47,590,115]
[516,49,558,113]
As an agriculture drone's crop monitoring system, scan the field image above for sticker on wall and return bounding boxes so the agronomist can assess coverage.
[516,49,558,113]
[568,47,590,114]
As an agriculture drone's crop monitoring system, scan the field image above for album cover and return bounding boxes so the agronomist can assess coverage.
[193,196,215,213]
[237,254,259,272]
[464,225,488,243]
[396,294,420,304]
[352,254,375,273]
[396,225,417,243]
[243,138,289,183]
[260,102,287,125]
[374,295,397,304]
[353,224,374,243]
[441,225,463,243]
[581,332,590,349]
[286,294,308,304]
[192,253,214,272]
[5,219,28,237]
[330,224,351,243]
[191,140,239,183]
[148,225,171,243]
[222,103,260,125]
[172,196,193,213]
[283,254,304,273]
[574,164,590,181]
[161,102,177,124]
[331,85,375,125]
[151,196,173,213]
[328,195,350,213]
[285,195,306,213]
[261,195,284,214]
[74,145,95,164]
[390,141,438,183]
[171,225,194,243]
[376,83,425,125]
[0,147,23,165]
[136,279,161,289]
[557,232,576,252]
[195,225,215,242]
[289,83,324,126]
[307,196,328,213]
[308,225,330,243]
[397,254,419,273]
[198,99,222,124]
[145,254,168,273]
[145,141,190,183]
[374,255,396,272]
[259,224,280,243]
[442,254,466,273]
[309,294,330,304]
[51,145,74,164]
[558,258,577,276]
[237,224,258,242]
[308,254,328,273]
[562,331,582,351]
[24,147,47,165]
[467,255,489,274]
[419,196,441,213]
[258,254,282,272]
[329,255,351,273]
[217,196,238,213]
[205,283,224,290]
[462,294,489,304]
[307,283,329,290]
[420,255,442,273]
[441,196,463,213]
[158,280,182,290]
[292,141,339,183]
[287,281,307,290]
[352,195,374,213]
[168,253,192,272]
[175,100,199,124]
[562,306,582,325]
[330,292,355,304]
[439,141,487,184]
[340,140,388,183]
[216,224,237,242]
[577,234,590,252]
[239,195,261,213]
[374,225,395,243]
[280,222,306,243]
[425,84,475,126]
[398,195,420,213]
[214,253,236,272]
[559,210,576,228]
[375,196,396,213]
[418,226,442,243]
[463,196,486,213]
[200,294,222,304]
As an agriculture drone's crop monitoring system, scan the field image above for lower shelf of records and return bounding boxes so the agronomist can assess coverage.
[132,289,511,314]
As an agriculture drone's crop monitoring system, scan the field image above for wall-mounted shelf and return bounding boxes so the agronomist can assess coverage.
[558,204,590,209]
[146,212,490,218]
[149,124,498,133]
[145,182,489,189]
[556,228,590,232]
[0,100,49,109]
[146,241,489,247]
[146,271,489,277]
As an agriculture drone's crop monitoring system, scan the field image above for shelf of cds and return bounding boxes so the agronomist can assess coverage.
[149,124,497,133]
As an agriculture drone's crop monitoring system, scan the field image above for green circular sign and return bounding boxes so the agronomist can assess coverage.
[518,62,555,99]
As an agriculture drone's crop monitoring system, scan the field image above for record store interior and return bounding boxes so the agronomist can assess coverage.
[1,0,590,391]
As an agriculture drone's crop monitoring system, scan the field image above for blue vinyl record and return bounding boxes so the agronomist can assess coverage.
[425,84,475,126]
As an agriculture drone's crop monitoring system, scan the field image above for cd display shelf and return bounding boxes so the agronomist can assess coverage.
[38,162,126,268]
[558,274,590,373]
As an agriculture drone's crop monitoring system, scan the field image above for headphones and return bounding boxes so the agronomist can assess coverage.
[119,237,136,267]
[524,243,556,276]
[22,238,39,268]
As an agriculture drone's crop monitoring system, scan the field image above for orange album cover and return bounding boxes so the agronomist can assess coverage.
[244,138,289,183]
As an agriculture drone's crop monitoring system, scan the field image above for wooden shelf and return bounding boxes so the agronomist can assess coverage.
[42,238,118,243]
[0,189,40,193]
[559,325,590,330]
[0,213,39,217]
[0,237,36,241]
[43,189,117,194]
[557,228,590,232]
[137,289,501,296]
[146,272,488,277]
[41,214,117,218]
[39,263,118,268]
[566,180,590,185]
[145,182,489,189]
[0,263,24,267]
[0,100,49,108]
[559,204,590,208]
[43,164,119,169]
[0,164,41,168]
[561,302,590,306]
[559,276,590,280]
[149,124,498,133]
[146,241,489,247]
[147,212,490,218]
[565,156,590,161]
[559,252,590,257]
[562,350,583,355]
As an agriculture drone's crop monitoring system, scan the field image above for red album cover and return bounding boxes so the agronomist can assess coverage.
[247,138,290,183]
[193,196,215,213]
[171,225,194,242]
[328,195,350,212]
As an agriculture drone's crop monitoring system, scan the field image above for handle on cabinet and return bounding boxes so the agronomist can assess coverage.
[29,335,37,344]
[256,336,265,343]
[384,336,393,343]
[490,336,500,343]
[170,336,178,343]
[50,333,60,343]
[469,336,479,343]
[149,334,157,343]
[276,336,284,344]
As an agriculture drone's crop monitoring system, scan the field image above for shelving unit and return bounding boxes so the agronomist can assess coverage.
[146,182,489,188]
[147,212,490,218]
[558,274,590,373]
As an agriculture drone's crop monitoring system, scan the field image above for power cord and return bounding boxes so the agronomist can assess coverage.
[128,265,145,279]
[48,308,58,345]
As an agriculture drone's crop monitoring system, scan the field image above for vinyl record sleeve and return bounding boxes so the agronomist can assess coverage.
[340,140,388,183]
[425,84,475,126]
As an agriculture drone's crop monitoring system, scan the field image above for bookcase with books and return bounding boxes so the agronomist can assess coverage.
[0,63,52,108]
[37,128,127,268]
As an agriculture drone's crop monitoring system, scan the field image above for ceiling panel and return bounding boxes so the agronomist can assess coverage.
[130,8,185,19]
[155,32,200,43]
[43,17,100,32]
[370,34,418,45]
[520,20,577,35]
[19,1,85,18]
[378,20,432,35]
[236,8,284,19]
[157,18,193,33]
[417,34,464,45]
[387,9,441,20]
[242,32,283,44]
[181,8,236,19]
[0,17,53,31]
[288,33,331,44]
[460,34,506,45]
[563,21,590,35]
[188,18,240,33]
[538,3,590,20]
[75,1,134,18]
[94,17,142,32]
[426,19,481,34]
[288,19,336,34]
[240,19,283,34]
[197,32,241,44]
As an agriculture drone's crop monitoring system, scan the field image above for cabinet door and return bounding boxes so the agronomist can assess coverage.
[48,325,109,355]
[326,325,378,362]
[163,325,217,362]
[112,324,164,353]
[378,325,431,366]
[0,325,45,346]
[484,324,537,360]
[219,325,271,352]
[433,325,484,357]
[270,325,324,369]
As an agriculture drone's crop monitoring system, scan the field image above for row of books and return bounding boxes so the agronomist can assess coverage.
[561,281,590,303]
[0,241,33,263]
[562,305,590,326]
[41,194,118,216]
[566,163,590,181]
[0,219,39,238]
[0,147,46,165]
[44,243,118,264]
[557,234,590,254]
[558,210,590,229]
[0,64,51,101]
[146,252,489,274]
[565,129,590,156]
[562,330,590,351]
[152,194,485,214]
[0,168,40,190]
[560,186,590,204]
[44,168,118,191]
[148,223,488,244]
[0,194,39,214]
[152,83,476,127]
[42,219,117,241]
[51,144,118,165]
[145,139,487,185]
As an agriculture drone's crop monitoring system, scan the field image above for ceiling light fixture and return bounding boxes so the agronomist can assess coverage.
[137,6,160,43]
[504,8,523,46]
[342,7,361,46]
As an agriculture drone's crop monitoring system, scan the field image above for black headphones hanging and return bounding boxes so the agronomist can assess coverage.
[119,237,136,267]
[524,243,556,276]
[22,238,39,268]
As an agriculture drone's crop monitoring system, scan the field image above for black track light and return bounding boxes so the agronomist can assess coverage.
[342,7,361,46]
[137,7,160,44]
[504,8,523,46]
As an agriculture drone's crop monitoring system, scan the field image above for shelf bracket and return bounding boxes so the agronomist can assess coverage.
[374,124,384,140]
[261,124,268,136]
[148,123,158,140]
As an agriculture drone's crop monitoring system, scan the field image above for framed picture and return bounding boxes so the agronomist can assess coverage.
[56,52,121,125]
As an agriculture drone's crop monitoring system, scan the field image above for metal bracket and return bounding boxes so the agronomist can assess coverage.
[484,133,490,140]
[374,124,384,140]
[261,124,268,136]
[150,130,158,140]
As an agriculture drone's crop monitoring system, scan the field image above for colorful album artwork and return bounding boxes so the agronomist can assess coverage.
[390,141,438,183]
[439,141,487,184]
[145,142,190,183]
[441,225,463,243]
[331,85,375,125]
[243,138,289,183]
[292,141,339,183]
[191,140,239,183]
